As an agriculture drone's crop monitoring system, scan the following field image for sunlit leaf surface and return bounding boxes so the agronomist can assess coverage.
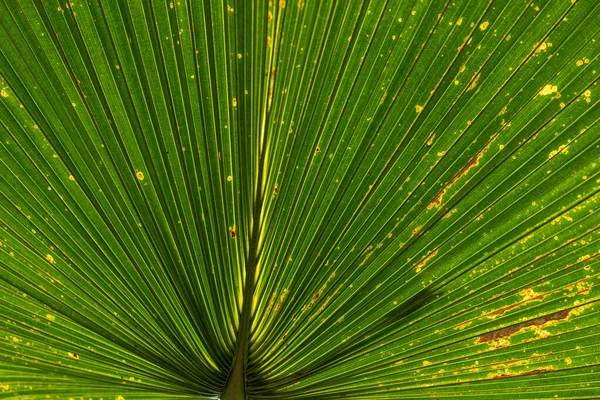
[1,0,599,399]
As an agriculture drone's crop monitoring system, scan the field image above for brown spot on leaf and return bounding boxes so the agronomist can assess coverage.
[414,250,438,273]
[467,72,480,91]
[428,147,487,209]
[478,309,570,343]
[486,293,546,318]
[488,366,554,379]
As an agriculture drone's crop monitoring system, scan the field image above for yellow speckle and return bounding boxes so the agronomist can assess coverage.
[576,60,583,66]
[411,10,416,15]
[467,72,480,91]
[565,357,572,365]
[45,254,54,263]
[415,105,423,113]
[227,5,234,12]
[548,143,569,159]
[427,133,435,146]
[12,336,19,343]
[237,53,242,59]
[136,171,144,180]
[499,144,504,150]
[169,2,173,8]
[539,84,558,96]
[116,397,125,400]
[479,21,489,30]
[456,17,463,25]
[423,360,432,366]
[583,89,591,102]
[1,88,9,97]
[232,98,237,107]
[279,0,286,6]
[46,314,55,321]
[535,42,551,53]
[227,175,232,181]
[68,351,79,359]
[68,175,75,181]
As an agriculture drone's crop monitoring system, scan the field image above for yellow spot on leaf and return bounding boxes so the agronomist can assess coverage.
[548,143,569,159]
[427,132,435,146]
[46,314,55,321]
[539,84,558,96]
[479,21,489,30]
[415,105,423,113]
[414,250,438,273]
[45,254,54,263]
[227,175,232,182]
[456,17,463,25]
[136,171,144,180]
[467,72,480,91]
[1,88,9,97]
[455,320,472,330]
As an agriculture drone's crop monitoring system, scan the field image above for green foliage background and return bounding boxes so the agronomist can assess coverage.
[0,0,599,398]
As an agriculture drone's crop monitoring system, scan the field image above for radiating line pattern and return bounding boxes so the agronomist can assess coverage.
[0,0,599,399]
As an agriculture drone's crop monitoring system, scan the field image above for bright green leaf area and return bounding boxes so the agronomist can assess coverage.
[1,0,599,399]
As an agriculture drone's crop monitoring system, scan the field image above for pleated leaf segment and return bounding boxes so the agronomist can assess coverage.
[0,0,599,399]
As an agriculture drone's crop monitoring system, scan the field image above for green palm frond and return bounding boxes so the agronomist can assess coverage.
[1,0,599,399]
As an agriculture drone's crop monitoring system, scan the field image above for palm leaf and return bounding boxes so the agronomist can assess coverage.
[1,0,599,399]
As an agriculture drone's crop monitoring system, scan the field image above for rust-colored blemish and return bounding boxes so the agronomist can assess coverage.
[414,250,438,273]
[478,309,570,343]
[486,293,546,318]
[426,132,435,146]
[488,366,554,379]
[467,72,480,91]
[428,148,486,209]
